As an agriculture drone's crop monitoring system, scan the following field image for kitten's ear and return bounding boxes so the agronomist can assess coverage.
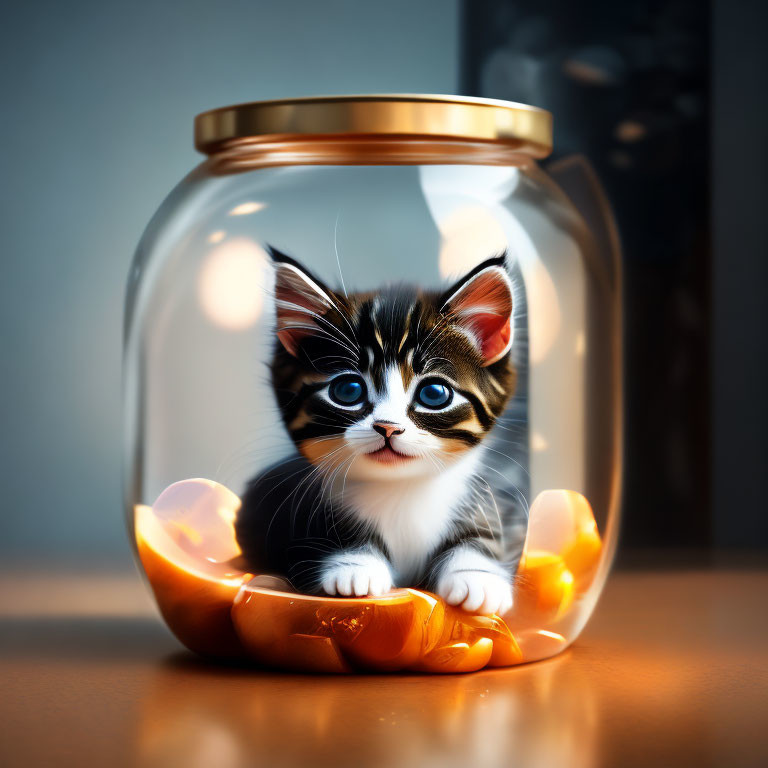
[268,245,337,356]
[440,254,514,367]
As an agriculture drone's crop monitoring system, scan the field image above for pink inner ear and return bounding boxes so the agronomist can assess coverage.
[469,314,512,366]
[274,267,332,357]
[445,265,514,365]
[276,328,306,357]
[276,304,327,356]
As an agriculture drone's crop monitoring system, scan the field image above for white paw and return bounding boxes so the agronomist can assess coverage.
[437,570,513,615]
[320,552,393,597]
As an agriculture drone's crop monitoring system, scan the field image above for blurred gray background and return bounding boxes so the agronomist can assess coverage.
[0,0,459,567]
[2,0,766,571]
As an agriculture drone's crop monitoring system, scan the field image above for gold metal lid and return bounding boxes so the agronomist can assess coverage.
[194,94,552,159]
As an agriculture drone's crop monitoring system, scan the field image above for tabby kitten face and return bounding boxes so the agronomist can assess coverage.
[269,247,517,481]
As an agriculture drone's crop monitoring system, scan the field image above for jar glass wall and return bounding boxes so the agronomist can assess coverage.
[125,98,622,672]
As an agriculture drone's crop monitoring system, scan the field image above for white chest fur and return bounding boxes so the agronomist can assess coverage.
[340,451,481,584]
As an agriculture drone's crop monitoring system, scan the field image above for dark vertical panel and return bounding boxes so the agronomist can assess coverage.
[462,0,712,550]
[712,0,768,548]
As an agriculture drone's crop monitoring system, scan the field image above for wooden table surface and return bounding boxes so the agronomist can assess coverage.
[1,567,767,768]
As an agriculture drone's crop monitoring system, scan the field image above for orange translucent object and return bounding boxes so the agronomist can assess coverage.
[135,479,604,672]
[232,587,436,673]
[515,551,575,620]
[135,497,252,658]
[563,529,603,588]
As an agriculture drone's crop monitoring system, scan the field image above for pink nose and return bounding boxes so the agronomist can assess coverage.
[372,422,405,439]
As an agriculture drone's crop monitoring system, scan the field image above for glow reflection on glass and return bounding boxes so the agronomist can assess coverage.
[198,239,268,330]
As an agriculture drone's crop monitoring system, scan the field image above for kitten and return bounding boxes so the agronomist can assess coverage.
[235,247,520,615]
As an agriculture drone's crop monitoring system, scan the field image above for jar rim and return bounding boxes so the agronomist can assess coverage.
[194,94,553,159]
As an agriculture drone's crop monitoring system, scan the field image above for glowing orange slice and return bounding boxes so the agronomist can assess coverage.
[231,586,441,672]
[134,479,253,658]
[134,479,605,671]
[417,606,523,670]
[413,637,495,674]
[523,490,603,593]
[515,550,575,620]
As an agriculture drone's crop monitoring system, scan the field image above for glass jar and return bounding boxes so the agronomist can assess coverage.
[125,95,622,673]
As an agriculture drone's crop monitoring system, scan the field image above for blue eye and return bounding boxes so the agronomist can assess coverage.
[416,381,453,409]
[329,375,366,406]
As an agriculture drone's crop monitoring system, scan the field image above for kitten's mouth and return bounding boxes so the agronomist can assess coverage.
[365,444,415,464]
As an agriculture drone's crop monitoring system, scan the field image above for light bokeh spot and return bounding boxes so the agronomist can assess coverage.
[437,205,509,279]
[228,201,266,216]
[198,239,268,330]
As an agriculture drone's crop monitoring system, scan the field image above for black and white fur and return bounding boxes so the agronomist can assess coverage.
[235,247,522,615]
